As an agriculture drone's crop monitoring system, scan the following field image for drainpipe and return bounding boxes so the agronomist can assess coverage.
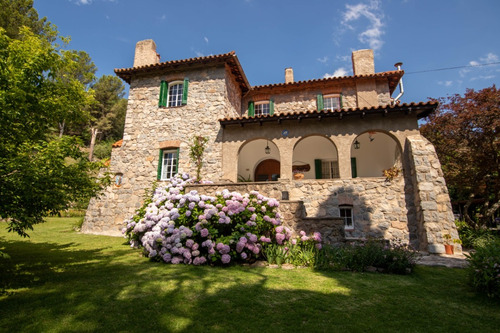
[393,62,404,105]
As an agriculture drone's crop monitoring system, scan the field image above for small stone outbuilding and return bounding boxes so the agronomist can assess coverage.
[82,39,460,254]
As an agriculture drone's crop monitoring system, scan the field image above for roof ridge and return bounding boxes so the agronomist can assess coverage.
[250,70,404,90]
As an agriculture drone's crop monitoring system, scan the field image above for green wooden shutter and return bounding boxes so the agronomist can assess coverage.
[269,99,274,115]
[315,159,322,179]
[340,93,343,109]
[157,149,164,180]
[182,79,189,105]
[317,94,324,111]
[351,157,357,178]
[248,101,255,117]
[159,81,168,107]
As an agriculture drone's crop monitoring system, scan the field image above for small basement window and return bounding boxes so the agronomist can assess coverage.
[340,205,354,230]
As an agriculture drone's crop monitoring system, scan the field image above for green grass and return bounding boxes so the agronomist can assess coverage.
[1,218,499,332]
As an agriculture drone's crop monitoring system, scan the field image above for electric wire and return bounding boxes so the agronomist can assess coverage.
[405,61,500,75]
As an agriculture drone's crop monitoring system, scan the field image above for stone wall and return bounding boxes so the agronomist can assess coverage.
[405,135,461,253]
[241,82,362,116]
[185,176,411,244]
[82,64,242,235]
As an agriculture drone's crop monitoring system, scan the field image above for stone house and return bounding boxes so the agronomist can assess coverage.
[82,39,461,254]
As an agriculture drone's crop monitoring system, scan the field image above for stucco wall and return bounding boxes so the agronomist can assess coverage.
[221,113,420,182]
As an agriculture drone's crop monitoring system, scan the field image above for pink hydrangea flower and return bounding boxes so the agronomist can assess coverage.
[221,254,231,264]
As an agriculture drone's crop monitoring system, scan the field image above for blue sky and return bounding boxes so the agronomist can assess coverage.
[34,0,500,103]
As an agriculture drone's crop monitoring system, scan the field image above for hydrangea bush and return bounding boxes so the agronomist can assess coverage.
[123,174,320,266]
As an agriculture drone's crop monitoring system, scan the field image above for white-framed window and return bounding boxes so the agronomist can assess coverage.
[168,81,184,107]
[255,101,270,116]
[158,79,189,107]
[323,94,340,111]
[248,100,274,117]
[317,93,342,111]
[340,206,354,230]
[321,160,340,179]
[158,149,179,180]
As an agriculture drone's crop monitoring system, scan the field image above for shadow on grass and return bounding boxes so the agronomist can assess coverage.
[1,237,499,332]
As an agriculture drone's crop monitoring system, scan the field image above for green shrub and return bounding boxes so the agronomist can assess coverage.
[93,140,114,160]
[314,239,418,275]
[465,239,500,298]
[456,219,496,249]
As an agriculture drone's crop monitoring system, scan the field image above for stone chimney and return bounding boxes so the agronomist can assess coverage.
[133,39,160,67]
[352,49,375,75]
[285,67,294,84]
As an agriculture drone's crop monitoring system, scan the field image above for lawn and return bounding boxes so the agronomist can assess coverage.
[1,218,499,332]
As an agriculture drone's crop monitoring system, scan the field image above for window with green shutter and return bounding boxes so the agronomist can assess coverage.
[351,157,357,178]
[182,78,189,105]
[158,80,189,107]
[316,94,324,111]
[323,94,341,111]
[158,148,179,180]
[159,80,168,107]
[314,159,322,179]
[248,101,255,117]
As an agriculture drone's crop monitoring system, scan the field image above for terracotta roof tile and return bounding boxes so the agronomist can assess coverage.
[115,52,250,93]
[248,70,404,95]
[219,101,438,125]
[112,139,123,148]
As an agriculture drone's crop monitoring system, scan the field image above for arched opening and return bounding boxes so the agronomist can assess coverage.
[350,131,402,178]
[292,135,339,180]
[238,139,280,182]
[254,159,280,181]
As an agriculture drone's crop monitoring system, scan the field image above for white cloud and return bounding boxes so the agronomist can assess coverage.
[324,67,349,78]
[480,53,499,63]
[341,0,385,51]
[438,80,453,87]
[317,56,329,64]
[204,37,209,44]
[471,75,495,81]
[195,51,205,57]
[73,0,117,5]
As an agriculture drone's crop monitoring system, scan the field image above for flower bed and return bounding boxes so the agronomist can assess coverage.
[123,174,320,265]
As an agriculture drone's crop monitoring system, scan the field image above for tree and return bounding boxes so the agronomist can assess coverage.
[0,0,56,41]
[88,75,127,161]
[0,27,107,237]
[54,50,97,137]
[420,85,500,228]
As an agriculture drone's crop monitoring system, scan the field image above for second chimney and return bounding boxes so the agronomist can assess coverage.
[352,49,375,75]
[285,67,294,84]
[133,39,160,67]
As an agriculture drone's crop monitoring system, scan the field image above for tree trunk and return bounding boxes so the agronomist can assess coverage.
[485,191,500,218]
[463,193,477,229]
[89,127,100,161]
[58,120,65,138]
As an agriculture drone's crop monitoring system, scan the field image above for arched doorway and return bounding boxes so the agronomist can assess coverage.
[254,159,280,181]
[238,139,280,182]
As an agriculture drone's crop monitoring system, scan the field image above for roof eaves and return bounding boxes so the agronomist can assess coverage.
[219,101,438,126]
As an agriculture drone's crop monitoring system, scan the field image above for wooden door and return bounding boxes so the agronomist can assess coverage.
[254,159,280,181]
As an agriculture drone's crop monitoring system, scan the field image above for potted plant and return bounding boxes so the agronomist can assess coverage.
[443,234,461,254]
[293,169,304,180]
